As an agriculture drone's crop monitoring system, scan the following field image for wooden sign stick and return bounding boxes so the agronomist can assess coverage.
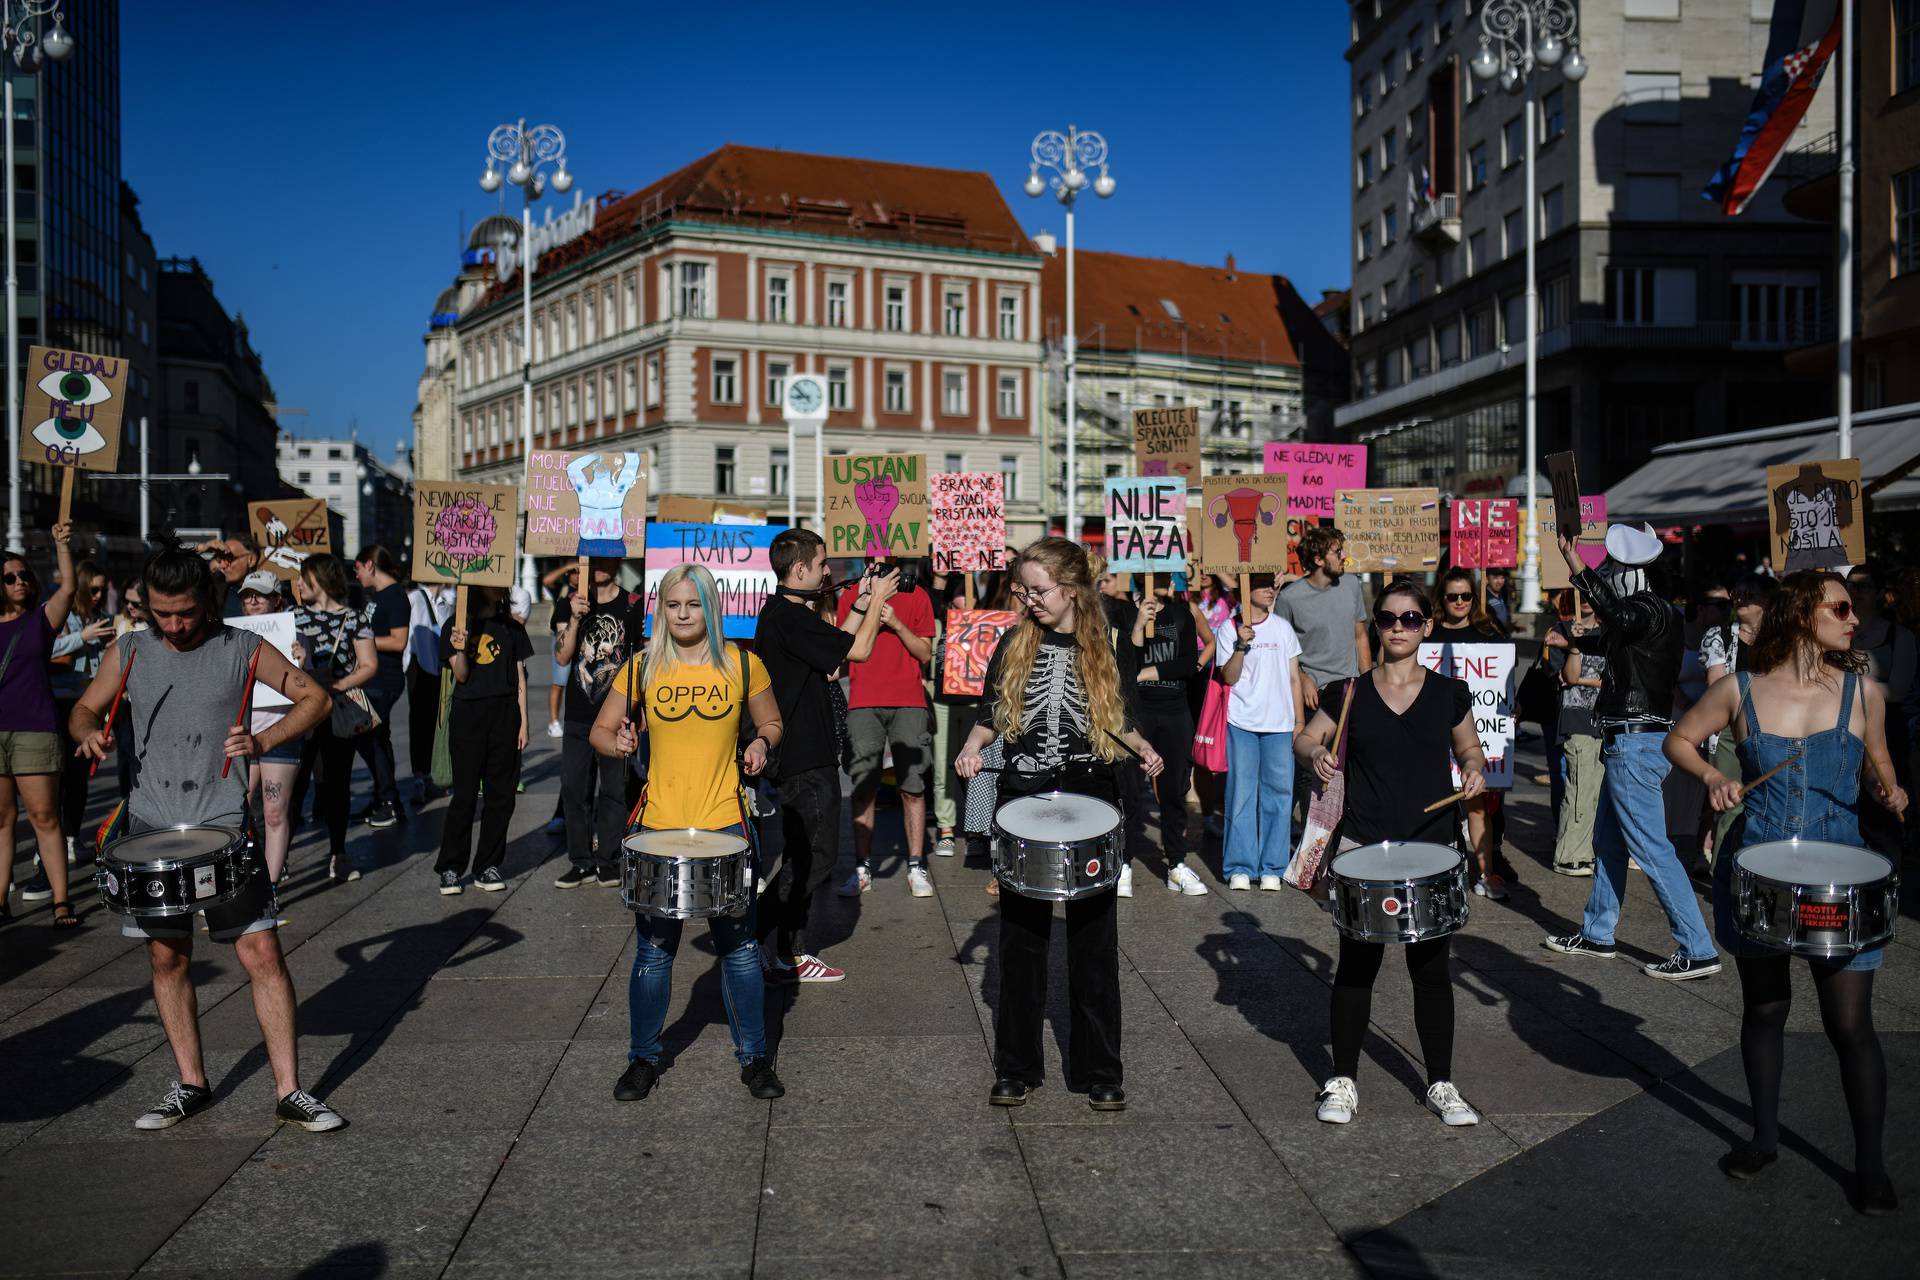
[454,584,469,635]
[1477,570,1486,617]
[962,571,973,611]
[57,469,75,525]
[89,646,135,779]
[1239,572,1253,623]
[577,554,590,605]
[1143,572,1156,638]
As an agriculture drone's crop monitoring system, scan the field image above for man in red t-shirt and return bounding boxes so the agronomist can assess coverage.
[835,565,936,898]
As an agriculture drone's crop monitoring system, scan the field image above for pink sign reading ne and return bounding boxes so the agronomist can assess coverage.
[1450,498,1520,569]
[1263,443,1367,519]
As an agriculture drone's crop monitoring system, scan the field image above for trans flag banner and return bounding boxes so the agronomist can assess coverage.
[1703,0,1840,216]
[640,523,779,640]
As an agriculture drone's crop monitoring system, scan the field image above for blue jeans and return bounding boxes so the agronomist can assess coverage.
[628,825,767,1066]
[1580,733,1716,960]
[1224,725,1295,878]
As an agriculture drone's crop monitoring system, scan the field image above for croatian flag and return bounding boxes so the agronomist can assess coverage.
[1703,0,1840,215]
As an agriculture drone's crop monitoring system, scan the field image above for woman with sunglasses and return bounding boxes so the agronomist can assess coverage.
[1433,566,1512,900]
[0,524,81,926]
[1294,580,1485,1128]
[1664,572,1907,1214]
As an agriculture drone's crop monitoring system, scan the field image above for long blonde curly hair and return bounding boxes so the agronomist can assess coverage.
[991,537,1125,763]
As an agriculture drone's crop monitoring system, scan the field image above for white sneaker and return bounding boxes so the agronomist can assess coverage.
[1425,1081,1480,1126]
[1117,864,1134,897]
[1227,873,1252,891]
[545,720,563,739]
[1472,874,1509,901]
[1166,864,1208,896]
[934,833,957,857]
[837,867,872,897]
[1316,1076,1358,1124]
[1259,874,1284,892]
[66,837,76,866]
[907,865,934,898]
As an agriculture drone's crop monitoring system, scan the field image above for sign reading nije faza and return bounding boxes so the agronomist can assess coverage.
[824,454,928,560]
[1104,477,1191,573]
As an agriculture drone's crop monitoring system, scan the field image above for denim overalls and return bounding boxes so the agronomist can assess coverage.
[1712,671,1882,972]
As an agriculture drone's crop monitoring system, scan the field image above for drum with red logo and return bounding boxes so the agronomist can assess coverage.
[1731,840,1897,958]
[1326,841,1468,944]
[992,793,1123,900]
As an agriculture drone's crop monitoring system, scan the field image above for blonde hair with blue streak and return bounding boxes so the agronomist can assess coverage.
[643,562,737,681]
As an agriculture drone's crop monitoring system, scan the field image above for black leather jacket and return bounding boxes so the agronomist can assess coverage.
[1572,567,1681,725]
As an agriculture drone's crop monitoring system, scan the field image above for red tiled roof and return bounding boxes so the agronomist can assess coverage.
[1040,249,1310,367]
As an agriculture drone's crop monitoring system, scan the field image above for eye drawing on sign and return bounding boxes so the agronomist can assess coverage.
[567,452,642,556]
[32,414,107,460]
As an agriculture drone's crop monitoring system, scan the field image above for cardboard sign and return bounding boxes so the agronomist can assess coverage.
[1335,488,1441,573]
[928,472,1008,574]
[824,454,928,559]
[1133,407,1201,480]
[412,482,518,587]
[1285,516,1320,577]
[1539,494,1608,591]
[712,502,766,525]
[1545,452,1583,556]
[21,345,129,473]
[225,612,298,710]
[1263,443,1367,519]
[1200,475,1289,574]
[639,523,778,640]
[1450,498,1520,570]
[524,450,648,558]
[1768,458,1865,572]
[1418,641,1517,789]
[942,609,1021,698]
[249,499,331,581]
[1105,477,1191,573]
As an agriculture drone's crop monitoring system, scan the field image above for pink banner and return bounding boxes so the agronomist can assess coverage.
[1263,443,1367,519]
[1450,498,1520,569]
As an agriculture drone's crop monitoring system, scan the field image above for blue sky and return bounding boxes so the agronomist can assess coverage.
[124,1,1351,458]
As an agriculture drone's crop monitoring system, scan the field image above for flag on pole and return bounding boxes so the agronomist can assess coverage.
[1703,0,1841,216]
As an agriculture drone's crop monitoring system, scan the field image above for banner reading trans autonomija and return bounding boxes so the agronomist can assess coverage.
[639,522,779,640]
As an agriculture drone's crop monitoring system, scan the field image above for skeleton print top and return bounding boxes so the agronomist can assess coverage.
[976,631,1130,805]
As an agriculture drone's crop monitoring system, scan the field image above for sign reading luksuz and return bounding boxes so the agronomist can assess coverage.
[21,345,129,473]
[492,191,598,282]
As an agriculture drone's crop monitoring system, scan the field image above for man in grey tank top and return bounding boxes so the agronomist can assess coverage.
[71,548,341,1133]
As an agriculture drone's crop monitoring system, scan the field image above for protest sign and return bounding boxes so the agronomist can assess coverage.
[1545,452,1583,555]
[639,523,779,640]
[1767,458,1865,572]
[824,453,928,559]
[524,450,647,558]
[1285,517,1321,577]
[1450,498,1520,570]
[942,609,1021,697]
[21,345,129,476]
[1199,475,1289,575]
[929,472,1008,574]
[1133,407,1201,480]
[1418,641,1517,789]
[1538,494,1608,591]
[411,482,517,588]
[249,499,331,581]
[1335,488,1441,573]
[712,502,766,525]
[226,612,298,710]
[1105,477,1191,573]
[1263,443,1367,519]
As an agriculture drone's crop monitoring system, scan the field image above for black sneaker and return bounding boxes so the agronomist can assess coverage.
[1543,933,1617,960]
[437,870,463,895]
[553,866,594,890]
[614,1058,658,1102]
[275,1089,345,1132]
[134,1081,215,1130]
[1644,951,1721,981]
[19,871,51,902]
[594,866,622,888]
[365,802,400,830]
[741,1057,785,1100]
[474,868,506,892]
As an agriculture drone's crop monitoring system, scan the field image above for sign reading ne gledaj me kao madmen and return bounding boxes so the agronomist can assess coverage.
[21,345,129,472]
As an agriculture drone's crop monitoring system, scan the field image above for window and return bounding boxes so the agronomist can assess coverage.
[1901,0,1920,93]
[1898,167,1920,275]
[1406,23,1424,68]
[582,295,596,346]
[943,286,968,336]
[1541,275,1570,330]
[532,311,546,363]
[675,262,710,317]
[604,370,618,421]
[1408,266,1424,303]
[1382,206,1398,245]
[770,448,790,496]
[1436,248,1456,289]
[1503,208,1523,257]
[884,368,909,413]
[296,470,311,485]
[1357,75,1375,115]
[567,383,580,425]
[711,356,738,404]
[827,278,850,327]
[329,468,343,484]
[1379,57,1395,93]
[1358,148,1376,188]
[1622,71,1681,124]
[1437,319,1462,367]
[623,276,639,328]
[1405,108,1420,144]
[827,366,850,410]
[714,446,736,494]
[1541,184,1565,235]
[548,310,561,356]
[997,373,1021,418]
[1405,334,1431,378]
[622,363,639,416]
[1502,115,1524,168]
[884,284,908,331]
[1381,130,1399,170]
[1467,307,1496,357]
[765,359,789,407]
[1541,88,1565,142]
[942,369,967,415]
[645,356,661,407]
[1622,173,1682,220]
[1731,269,1821,343]
[1357,293,1374,329]
[1358,223,1375,261]
[1467,143,1487,191]
[1501,293,1525,345]
[603,286,617,337]
[766,273,791,323]
[998,292,1021,340]
[1607,265,1697,325]
[1001,454,1020,502]
[184,380,199,411]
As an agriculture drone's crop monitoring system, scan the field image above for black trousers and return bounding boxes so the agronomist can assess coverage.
[435,696,520,876]
[1135,694,1195,871]
[763,766,840,960]
[407,664,441,783]
[1330,933,1455,1085]
[314,720,359,859]
[995,887,1122,1089]
[53,696,88,844]
[352,681,402,809]
[561,722,627,874]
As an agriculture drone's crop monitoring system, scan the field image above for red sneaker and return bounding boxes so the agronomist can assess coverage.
[789,954,845,983]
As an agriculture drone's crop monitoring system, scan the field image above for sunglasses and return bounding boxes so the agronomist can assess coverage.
[2,571,33,585]
[1817,600,1856,621]
[1373,610,1428,632]
[1442,591,1473,603]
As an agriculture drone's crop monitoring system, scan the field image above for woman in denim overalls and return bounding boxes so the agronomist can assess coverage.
[1668,571,1909,1216]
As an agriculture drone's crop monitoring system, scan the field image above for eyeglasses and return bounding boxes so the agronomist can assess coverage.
[1008,583,1061,607]
[2,571,33,585]
[1442,591,1473,603]
[1373,610,1428,632]
[1817,600,1856,621]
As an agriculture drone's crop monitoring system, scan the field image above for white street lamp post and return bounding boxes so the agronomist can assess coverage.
[481,118,573,597]
[1024,126,1114,542]
[2,0,73,552]
[1472,0,1585,616]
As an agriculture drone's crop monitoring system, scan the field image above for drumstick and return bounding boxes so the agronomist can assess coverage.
[89,647,136,779]
[1421,791,1466,814]
[1732,752,1802,797]
[1866,756,1906,824]
[221,641,266,779]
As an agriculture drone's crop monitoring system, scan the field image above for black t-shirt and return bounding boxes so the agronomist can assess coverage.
[440,616,532,701]
[1330,669,1473,848]
[563,593,634,723]
[755,592,854,778]
[367,582,410,694]
[1119,598,1199,705]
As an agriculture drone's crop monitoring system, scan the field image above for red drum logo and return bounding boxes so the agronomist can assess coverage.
[1382,896,1403,916]
[1085,859,1101,878]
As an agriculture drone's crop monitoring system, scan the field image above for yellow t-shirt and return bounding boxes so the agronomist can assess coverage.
[613,647,771,831]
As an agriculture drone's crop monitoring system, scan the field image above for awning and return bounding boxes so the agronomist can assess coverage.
[1605,402,1920,524]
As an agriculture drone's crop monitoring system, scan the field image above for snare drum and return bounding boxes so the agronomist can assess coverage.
[97,825,254,918]
[991,793,1123,900]
[621,828,753,919]
[1731,840,1898,959]
[1326,841,1469,944]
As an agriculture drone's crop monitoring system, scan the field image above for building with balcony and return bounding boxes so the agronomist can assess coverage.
[441,145,1049,545]
[1339,0,1835,496]
[277,436,414,559]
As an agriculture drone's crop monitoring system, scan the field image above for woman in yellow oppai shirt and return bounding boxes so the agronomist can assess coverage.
[590,564,783,1103]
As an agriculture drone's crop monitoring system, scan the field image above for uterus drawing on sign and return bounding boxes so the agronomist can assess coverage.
[855,475,901,559]
[568,453,642,557]
[1208,487,1281,561]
